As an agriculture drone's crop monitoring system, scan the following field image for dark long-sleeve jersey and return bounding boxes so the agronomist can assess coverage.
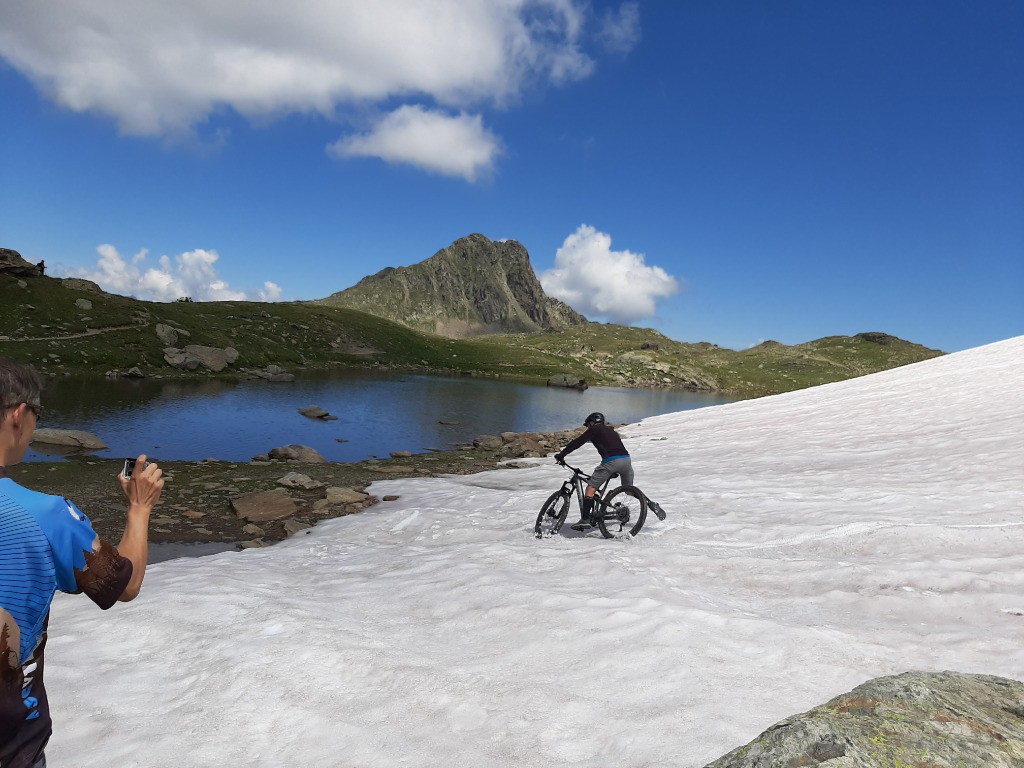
[557,423,629,461]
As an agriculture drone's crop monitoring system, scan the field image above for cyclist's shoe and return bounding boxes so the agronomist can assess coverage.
[570,517,595,531]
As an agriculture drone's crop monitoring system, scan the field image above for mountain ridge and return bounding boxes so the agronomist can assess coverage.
[1,245,944,395]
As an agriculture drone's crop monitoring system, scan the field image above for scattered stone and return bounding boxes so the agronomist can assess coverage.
[389,450,413,458]
[705,671,1024,768]
[60,277,103,292]
[242,523,265,536]
[74,298,93,310]
[311,499,332,513]
[239,539,265,549]
[247,364,295,382]
[163,345,239,372]
[193,528,213,535]
[325,487,370,505]
[183,511,206,519]
[382,495,400,501]
[473,435,502,450]
[298,405,337,420]
[124,366,145,378]
[230,488,299,522]
[276,472,325,490]
[267,444,326,463]
[547,373,588,390]
[155,323,179,345]
[282,519,311,537]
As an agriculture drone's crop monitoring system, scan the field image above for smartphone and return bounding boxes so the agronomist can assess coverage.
[122,458,150,478]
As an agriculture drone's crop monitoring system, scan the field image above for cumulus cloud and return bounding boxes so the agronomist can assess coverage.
[328,106,501,181]
[540,225,679,324]
[64,244,281,303]
[0,0,635,178]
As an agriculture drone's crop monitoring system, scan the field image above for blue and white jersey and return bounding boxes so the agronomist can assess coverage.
[1,471,132,768]
[0,479,98,664]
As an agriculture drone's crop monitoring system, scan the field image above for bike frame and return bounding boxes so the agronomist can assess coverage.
[559,462,614,513]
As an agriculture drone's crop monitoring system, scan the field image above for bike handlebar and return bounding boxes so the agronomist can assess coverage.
[556,459,590,479]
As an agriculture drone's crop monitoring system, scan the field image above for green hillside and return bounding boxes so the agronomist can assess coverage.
[0,273,943,395]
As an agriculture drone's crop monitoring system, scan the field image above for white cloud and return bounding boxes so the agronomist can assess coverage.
[64,244,278,303]
[0,1,627,177]
[598,2,641,54]
[328,106,501,181]
[540,224,679,324]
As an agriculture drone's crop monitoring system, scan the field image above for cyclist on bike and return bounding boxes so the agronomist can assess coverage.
[554,412,633,531]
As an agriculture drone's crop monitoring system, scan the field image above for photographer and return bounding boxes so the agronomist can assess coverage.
[0,357,163,768]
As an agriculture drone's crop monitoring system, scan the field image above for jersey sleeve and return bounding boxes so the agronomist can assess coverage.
[45,498,132,607]
[75,539,133,610]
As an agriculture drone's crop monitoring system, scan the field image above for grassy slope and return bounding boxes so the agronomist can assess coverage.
[0,274,943,395]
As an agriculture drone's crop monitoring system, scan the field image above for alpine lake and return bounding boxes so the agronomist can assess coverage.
[18,370,740,563]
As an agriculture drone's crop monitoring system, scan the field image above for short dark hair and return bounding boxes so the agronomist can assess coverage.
[0,357,45,411]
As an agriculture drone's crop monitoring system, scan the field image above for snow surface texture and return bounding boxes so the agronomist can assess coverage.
[48,337,1023,767]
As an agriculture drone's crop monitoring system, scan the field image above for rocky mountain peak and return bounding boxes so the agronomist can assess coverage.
[318,234,586,338]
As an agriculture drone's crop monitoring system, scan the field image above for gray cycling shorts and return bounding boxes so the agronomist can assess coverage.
[589,457,633,490]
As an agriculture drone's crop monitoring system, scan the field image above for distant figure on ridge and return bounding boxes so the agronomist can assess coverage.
[0,357,164,768]
[35,260,44,276]
[554,412,634,531]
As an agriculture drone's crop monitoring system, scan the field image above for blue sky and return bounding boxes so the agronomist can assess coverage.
[1,1,1021,352]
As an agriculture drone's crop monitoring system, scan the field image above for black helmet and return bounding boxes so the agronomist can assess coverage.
[584,412,605,427]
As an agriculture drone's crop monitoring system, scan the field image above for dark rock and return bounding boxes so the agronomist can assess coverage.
[705,671,1024,768]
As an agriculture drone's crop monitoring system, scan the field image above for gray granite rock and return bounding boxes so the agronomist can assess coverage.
[705,671,1024,768]
[155,323,178,345]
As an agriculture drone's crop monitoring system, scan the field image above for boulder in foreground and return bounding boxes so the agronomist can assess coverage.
[705,670,1024,767]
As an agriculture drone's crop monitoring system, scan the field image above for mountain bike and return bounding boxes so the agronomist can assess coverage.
[534,461,665,539]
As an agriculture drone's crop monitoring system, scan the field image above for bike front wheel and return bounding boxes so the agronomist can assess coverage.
[535,491,571,538]
[596,486,648,539]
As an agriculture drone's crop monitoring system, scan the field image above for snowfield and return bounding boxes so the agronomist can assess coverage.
[48,336,1023,767]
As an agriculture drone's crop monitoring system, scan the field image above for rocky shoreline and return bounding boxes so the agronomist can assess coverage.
[12,427,585,552]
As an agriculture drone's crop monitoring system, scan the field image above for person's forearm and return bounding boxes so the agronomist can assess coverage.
[116,503,152,601]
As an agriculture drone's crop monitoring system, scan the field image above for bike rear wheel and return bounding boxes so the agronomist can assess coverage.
[535,491,571,538]
[596,485,648,538]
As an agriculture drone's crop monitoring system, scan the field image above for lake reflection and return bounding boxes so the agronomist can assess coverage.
[28,371,740,463]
